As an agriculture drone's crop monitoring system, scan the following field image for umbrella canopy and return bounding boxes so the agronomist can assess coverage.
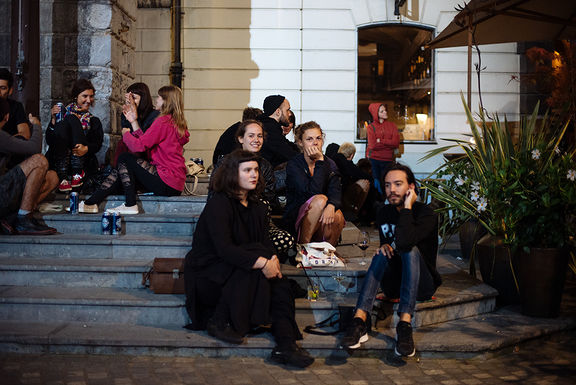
[429,0,576,49]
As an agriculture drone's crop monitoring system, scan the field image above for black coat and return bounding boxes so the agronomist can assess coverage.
[184,192,277,332]
[257,116,299,168]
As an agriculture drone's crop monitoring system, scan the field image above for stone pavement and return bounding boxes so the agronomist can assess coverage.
[1,329,575,385]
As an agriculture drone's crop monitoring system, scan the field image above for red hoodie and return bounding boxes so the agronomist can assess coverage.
[366,103,400,162]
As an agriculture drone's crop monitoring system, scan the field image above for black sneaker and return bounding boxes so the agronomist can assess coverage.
[206,319,244,345]
[395,321,415,357]
[341,317,369,349]
[14,215,56,235]
[270,344,314,368]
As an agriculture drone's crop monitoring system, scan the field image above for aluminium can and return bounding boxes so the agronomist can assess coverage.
[69,192,79,215]
[55,102,65,123]
[112,212,122,235]
[101,212,112,235]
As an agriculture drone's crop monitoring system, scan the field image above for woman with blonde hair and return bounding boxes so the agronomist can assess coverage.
[79,85,189,214]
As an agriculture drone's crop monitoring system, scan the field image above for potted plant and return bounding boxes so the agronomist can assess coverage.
[421,96,576,315]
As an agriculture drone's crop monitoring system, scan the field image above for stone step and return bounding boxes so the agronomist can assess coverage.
[46,194,208,215]
[0,259,498,329]
[2,302,572,358]
[41,213,199,236]
[0,233,192,259]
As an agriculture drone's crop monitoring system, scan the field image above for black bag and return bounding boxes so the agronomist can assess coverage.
[303,305,356,335]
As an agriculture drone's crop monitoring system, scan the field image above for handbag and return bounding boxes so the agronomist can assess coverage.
[142,258,185,294]
[303,305,356,335]
[183,159,206,195]
[296,242,344,268]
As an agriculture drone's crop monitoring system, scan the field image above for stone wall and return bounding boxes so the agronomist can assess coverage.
[39,0,138,164]
[0,0,10,68]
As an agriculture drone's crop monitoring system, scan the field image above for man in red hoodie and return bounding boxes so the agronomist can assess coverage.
[366,103,400,194]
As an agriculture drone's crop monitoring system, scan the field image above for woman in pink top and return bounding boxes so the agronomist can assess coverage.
[366,103,400,193]
[79,85,189,214]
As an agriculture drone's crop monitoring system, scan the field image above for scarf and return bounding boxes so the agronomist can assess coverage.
[65,103,92,130]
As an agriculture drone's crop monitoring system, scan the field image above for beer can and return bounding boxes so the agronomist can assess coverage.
[112,212,122,235]
[55,102,65,123]
[197,158,204,166]
[69,192,79,215]
[101,212,112,235]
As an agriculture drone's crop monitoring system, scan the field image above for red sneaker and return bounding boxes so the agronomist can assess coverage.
[71,171,85,188]
[59,179,72,192]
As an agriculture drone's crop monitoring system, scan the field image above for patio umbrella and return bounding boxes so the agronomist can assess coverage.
[428,0,576,106]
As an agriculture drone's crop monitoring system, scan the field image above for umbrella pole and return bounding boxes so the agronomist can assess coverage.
[467,15,472,109]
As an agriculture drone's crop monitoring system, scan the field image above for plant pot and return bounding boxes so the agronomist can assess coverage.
[475,234,520,305]
[459,219,487,261]
[519,247,568,318]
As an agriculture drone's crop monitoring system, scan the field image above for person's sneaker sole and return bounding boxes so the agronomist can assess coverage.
[343,333,369,349]
[394,346,416,357]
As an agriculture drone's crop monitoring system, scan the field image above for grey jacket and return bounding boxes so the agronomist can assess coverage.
[0,123,42,175]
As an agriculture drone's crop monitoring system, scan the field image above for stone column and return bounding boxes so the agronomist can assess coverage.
[40,0,137,164]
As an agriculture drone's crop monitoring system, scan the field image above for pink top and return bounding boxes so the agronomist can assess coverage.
[123,114,190,191]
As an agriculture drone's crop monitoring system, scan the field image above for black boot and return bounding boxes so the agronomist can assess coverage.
[14,214,56,235]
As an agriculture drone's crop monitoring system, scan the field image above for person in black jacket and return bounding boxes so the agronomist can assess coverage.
[208,120,295,261]
[46,79,103,192]
[329,142,371,221]
[212,107,262,166]
[112,82,160,166]
[184,150,313,368]
[257,95,299,168]
[284,121,345,246]
[341,163,442,357]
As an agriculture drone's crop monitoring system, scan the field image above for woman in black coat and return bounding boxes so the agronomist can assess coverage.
[46,78,103,192]
[184,150,313,368]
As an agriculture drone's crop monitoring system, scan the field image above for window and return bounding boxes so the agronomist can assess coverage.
[357,25,434,143]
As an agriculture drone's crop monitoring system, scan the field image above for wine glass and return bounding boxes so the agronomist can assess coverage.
[333,270,345,297]
[357,231,370,259]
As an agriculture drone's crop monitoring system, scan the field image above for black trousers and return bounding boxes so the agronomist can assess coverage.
[86,152,180,206]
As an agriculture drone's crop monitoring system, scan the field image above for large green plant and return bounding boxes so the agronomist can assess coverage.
[421,96,576,252]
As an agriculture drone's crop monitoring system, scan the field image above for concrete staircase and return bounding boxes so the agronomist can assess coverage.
[0,193,501,357]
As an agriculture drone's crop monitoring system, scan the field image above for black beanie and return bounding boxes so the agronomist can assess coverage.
[263,95,285,116]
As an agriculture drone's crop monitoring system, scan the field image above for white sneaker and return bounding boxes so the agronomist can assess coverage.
[79,201,99,213]
[108,203,139,215]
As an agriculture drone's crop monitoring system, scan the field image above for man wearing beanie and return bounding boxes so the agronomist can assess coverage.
[258,95,299,168]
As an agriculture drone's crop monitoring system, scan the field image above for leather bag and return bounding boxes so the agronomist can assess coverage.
[142,258,185,294]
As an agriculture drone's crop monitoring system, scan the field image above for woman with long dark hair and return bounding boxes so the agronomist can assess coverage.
[78,85,189,214]
[185,150,313,368]
[113,82,160,165]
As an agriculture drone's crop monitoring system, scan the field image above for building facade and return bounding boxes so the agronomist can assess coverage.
[5,0,522,174]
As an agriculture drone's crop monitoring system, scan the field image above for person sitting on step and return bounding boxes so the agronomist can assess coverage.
[79,85,189,214]
[283,121,345,247]
[184,150,314,368]
[112,82,160,166]
[209,120,296,263]
[0,99,59,235]
[46,78,104,193]
[340,163,442,357]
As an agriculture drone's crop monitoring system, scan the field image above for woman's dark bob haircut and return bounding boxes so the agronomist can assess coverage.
[210,149,264,202]
[70,78,95,100]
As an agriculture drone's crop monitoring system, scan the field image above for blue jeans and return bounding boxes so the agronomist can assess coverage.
[356,246,436,316]
[369,159,392,195]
